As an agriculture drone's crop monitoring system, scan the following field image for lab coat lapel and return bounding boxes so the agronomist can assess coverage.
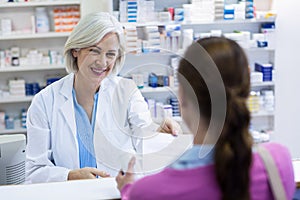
[59,74,78,163]
[95,77,110,125]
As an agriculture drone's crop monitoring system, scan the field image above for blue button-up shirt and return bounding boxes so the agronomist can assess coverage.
[72,89,98,168]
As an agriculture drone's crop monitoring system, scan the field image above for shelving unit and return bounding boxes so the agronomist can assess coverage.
[0,64,65,72]
[0,128,26,135]
[181,18,275,25]
[0,32,71,40]
[0,1,276,135]
[0,1,80,8]
[0,96,33,104]
[139,86,178,94]
[0,0,80,135]
[251,111,274,117]
[120,17,276,133]
[121,18,275,27]
[251,81,275,87]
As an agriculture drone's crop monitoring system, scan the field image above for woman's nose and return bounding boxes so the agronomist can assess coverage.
[95,53,107,67]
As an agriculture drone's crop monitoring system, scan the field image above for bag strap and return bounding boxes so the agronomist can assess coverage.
[256,145,287,200]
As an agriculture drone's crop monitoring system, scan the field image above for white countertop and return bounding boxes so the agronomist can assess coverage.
[0,177,120,200]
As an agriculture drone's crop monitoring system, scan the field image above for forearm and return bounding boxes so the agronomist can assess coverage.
[25,161,70,183]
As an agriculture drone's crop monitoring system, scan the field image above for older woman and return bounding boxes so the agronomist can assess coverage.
[25,12,180,183]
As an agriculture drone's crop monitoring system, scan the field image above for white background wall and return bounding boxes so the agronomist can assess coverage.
[80,0,113,17]
[273,0,300,158]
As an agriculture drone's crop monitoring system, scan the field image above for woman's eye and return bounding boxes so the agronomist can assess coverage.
[107,53,116,58]
[89,49,101,55]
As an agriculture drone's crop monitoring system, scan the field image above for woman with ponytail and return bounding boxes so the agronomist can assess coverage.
[116,37,295,200]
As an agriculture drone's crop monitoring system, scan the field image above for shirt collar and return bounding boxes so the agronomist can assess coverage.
[179,144,214,162]
[169,144,215,169]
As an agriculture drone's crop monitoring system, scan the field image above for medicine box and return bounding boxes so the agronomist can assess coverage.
[255,63,273,81]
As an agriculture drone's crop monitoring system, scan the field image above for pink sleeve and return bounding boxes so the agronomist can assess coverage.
[121,183,134,200]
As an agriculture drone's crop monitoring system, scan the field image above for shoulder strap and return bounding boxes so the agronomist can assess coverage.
[256,145,287,200]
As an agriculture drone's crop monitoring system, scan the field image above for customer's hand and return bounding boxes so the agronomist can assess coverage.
[157,117,182,136]
[116,157,136,191]
[68,167,110,180]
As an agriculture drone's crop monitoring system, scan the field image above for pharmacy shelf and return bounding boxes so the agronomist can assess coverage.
[0,96,33,104]
[181,18,275,25]
[139,86,178,94]
[0,32,70,40]
[245,48,275,52]
[0,0,80,8]
[127,51,176,57]
[0,87,177,104]
[0,64,65,72]
[251,81,275,87]
[121,18,275,27]
[0,128,26,135]
[172,116,182,122]
[251,110,274,117]
[125,48,273,58]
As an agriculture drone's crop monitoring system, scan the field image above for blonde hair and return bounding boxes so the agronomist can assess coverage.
[64,12,126,75]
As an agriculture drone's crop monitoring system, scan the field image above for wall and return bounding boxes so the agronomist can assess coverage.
[80,0,113,17]
[273,0,300,158]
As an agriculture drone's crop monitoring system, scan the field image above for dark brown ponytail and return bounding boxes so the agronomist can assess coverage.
[214,88,253,200]
[178,37,253,200]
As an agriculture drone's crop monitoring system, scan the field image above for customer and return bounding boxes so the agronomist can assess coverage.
[116,37,295,200]
[25,12,180,184]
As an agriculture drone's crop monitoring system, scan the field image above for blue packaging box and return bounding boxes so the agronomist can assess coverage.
[255,63,273,72]
[255,63,273,81]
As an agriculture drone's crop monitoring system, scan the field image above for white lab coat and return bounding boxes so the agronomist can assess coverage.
[25,73,157,183]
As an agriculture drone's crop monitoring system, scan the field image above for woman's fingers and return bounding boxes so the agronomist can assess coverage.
[159,117,182,136]
[68,168,110,180]
[89,168,110,177]
[127,156,136,174]
[116,157,136,191]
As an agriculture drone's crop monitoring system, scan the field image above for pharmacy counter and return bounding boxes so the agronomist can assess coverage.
[0,160,299,200]
[0,177,120,200]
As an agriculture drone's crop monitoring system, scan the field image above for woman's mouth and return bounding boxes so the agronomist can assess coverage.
[91,67,109,76]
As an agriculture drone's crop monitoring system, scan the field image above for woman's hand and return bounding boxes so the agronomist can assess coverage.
[157,117,182,136]
[68,167,110,180]
[116,157,136,191]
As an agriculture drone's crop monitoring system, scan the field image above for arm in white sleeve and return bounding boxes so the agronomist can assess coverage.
[127,86,160,153]
[25,94,70,184]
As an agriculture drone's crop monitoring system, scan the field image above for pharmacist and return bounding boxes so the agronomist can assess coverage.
[25,12,181,183]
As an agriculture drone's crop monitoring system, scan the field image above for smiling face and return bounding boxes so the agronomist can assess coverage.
[72,32,120,87]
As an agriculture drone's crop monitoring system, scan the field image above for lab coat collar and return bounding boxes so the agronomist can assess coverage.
[100,76,117,92]
[57,74,118,135]
[60,73,74,99]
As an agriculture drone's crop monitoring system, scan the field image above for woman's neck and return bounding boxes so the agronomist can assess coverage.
[74,73,100,97]
[73,73,100,121]
[73,74,100,109]
[192,120,217,145]
[193,130,217,145]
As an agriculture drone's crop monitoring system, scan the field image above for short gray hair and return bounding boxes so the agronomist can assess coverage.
[64,12,125,75]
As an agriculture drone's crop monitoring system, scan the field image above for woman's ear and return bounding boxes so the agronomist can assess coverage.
[178,85,187,108]
[72,49,79,58]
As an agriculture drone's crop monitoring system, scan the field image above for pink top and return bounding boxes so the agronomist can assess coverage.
[121,143,295,200]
